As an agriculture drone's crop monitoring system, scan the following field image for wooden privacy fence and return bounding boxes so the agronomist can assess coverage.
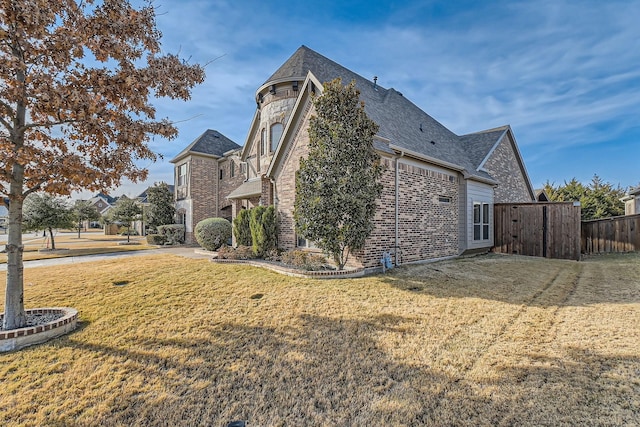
[582,214,640,254]
[494,202,581,260]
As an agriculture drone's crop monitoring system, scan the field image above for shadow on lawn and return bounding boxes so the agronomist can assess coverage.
[379,252,640,307]
[53,313,639,426]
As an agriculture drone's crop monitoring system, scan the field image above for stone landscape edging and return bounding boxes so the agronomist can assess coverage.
[0,307,78,352]
[210,258,365,279]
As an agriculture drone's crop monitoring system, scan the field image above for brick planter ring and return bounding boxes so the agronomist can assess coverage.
[0,308,78,353]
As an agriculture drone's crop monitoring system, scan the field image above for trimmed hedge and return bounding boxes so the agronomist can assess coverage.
[146,234,166,245]
[157,224,185,245]
[195,218,232,251]
[249,205,277,257]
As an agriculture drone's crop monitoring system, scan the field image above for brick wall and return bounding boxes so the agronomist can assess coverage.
[358,159,460,269]
[274,100,314,250]
[188,156,218,243]
[218,156,245,220]
[483,134,533,203]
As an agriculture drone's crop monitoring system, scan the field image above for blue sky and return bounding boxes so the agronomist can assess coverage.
[114,0,640,197]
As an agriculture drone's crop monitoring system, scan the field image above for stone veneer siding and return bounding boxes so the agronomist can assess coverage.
[483,134,532,203]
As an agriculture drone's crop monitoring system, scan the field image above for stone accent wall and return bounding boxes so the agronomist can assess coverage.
[483,134,532,203]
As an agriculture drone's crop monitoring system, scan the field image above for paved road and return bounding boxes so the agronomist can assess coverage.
[0,246,212,272]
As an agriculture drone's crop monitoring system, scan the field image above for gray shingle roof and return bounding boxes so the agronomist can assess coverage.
[171,129,240,163]
[459,126,509,170]
[264,46,504,181]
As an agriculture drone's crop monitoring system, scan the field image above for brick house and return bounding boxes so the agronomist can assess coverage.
[180,46,536,269]
[621,187,640,215]
[170,129,243,243]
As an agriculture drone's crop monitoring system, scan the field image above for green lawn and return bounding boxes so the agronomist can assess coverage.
[1,253,639,426]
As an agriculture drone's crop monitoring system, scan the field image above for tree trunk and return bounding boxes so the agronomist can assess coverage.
[49,227,56,250]
[127,222,131,243]
[3,171,26,330]
[77,221,81,239]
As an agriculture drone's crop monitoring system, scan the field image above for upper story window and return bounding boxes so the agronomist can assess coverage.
[230,161,235,177]
[261,129,267,156]
[219,168,224,180]
[177,163,187,187]
[270,123,283,152]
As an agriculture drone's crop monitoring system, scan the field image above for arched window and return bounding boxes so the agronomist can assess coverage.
[270,123,283,152]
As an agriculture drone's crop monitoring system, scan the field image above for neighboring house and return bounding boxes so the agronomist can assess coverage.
[534,189,550,202]
[88,192,117,216]
[170,129,243,243]
[621,187,640,215]
[132,185,175,236]
[181,46,536,270]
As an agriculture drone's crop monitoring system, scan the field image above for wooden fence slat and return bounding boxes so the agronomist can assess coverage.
[581,214,640,255]
[494,202,581,260]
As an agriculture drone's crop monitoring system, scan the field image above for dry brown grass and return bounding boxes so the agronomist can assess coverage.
[0,232,152,263]
[1,252,638,426]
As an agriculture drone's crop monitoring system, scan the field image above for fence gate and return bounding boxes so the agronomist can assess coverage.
[494,202,581,260]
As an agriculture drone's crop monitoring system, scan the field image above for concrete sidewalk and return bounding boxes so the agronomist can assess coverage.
[0,246,212,271]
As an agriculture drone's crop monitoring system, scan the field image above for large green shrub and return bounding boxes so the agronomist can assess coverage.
[146,234,166,245]
[233,209,252,246]
[157,224,185,245]
[249,206,277,257]
[195,218,232,251]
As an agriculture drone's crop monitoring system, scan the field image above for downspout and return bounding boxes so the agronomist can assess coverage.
[395,151,405,266]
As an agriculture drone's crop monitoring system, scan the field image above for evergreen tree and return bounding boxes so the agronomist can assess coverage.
[294,78,383,269]
[544,175,625,220]
[23,194,74,250]
[73,200,100,238]
[145,182,175,232]
[110,196,142,243]
[233,208,252,247]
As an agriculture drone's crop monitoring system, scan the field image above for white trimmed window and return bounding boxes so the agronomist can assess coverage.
[473,202,490,241]
[177,163,187,187]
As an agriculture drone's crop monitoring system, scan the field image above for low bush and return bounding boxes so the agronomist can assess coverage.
[146,234,166,245]
[280,250,328,271]
[157,224,185,245]
[195,218,232,251]
[217,245,255,260]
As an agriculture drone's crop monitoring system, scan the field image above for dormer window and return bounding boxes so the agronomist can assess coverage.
[270,123,283,152]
